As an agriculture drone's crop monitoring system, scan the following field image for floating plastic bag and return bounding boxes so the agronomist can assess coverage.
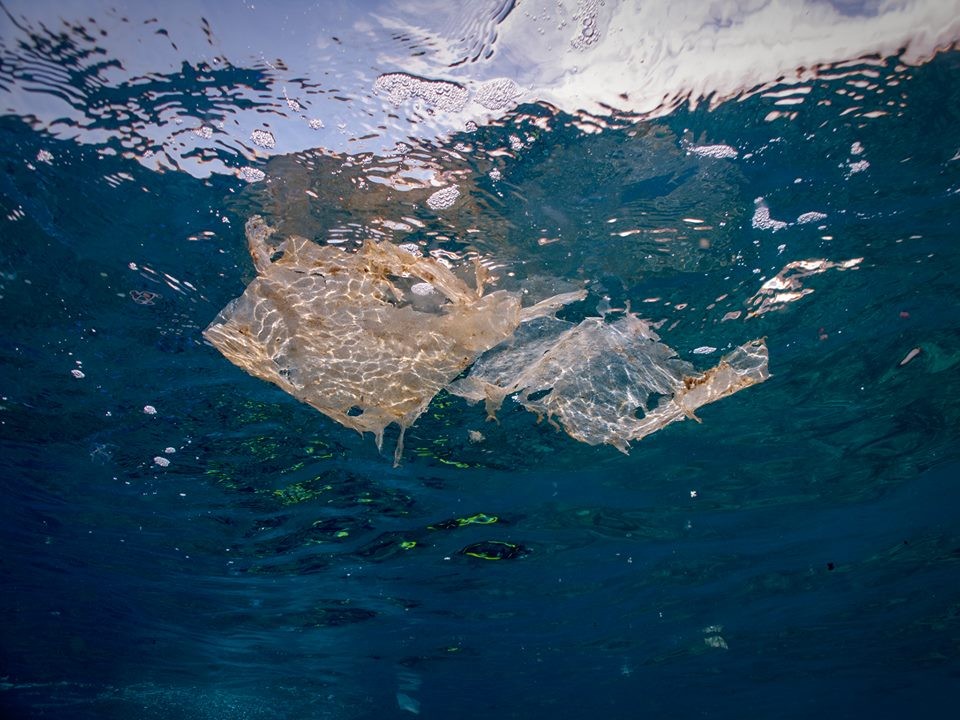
[204,217,584,464]
[448,314,769,452]
[206,217,768,463]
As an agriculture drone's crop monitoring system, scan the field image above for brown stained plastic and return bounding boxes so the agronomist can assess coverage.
[206,217,768,464]
[203,217,585,464]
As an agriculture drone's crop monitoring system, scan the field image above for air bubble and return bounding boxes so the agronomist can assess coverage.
[250,129,276,149]
[374,73,469,113]
[474,78,523,110]
[426,186,460,210]
[238,167,266,183]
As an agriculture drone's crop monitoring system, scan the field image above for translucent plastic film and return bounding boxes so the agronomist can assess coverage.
[448,315,769,453]
[206,217,768,463]
[203,217,584,463]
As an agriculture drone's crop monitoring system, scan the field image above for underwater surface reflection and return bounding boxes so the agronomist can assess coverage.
[2,1,960,718]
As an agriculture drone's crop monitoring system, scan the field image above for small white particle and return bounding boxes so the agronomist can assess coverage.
[153,456,170,467]
[71,369,85,379]
[143,405,157,415]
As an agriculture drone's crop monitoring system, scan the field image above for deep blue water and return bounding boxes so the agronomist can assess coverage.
[2,2,960,718]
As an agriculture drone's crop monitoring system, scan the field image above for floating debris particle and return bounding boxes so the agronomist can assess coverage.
[143,405,157,415]
[204,216,586,465]
[899,347,922,366]
[207,216,769,465]
[153,456,170,467]
[449,315,769,453]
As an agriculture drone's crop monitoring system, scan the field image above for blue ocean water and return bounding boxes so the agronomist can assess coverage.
[2,2,960,718]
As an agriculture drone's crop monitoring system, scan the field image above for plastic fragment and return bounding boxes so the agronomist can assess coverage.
[204,217,583,465]
[448,314,769,453]
[206,217,768,464]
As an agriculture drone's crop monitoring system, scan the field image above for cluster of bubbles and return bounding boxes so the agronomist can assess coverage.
[374,73,470,113]
[473,78,524,110]
[238,167,266,183]
[570,0,604,51]
[250,129,276,149]
[426,185,461,210]
[373,72,526,115]
[686,143,739,159]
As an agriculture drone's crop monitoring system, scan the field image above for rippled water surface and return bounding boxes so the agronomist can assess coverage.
[2,2,960,718]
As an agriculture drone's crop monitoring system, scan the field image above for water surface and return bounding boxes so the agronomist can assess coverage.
[2,2,960,718]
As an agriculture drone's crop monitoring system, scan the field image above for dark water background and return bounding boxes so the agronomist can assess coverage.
[2,2,960,718]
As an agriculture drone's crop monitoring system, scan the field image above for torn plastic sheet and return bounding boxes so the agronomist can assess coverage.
[448,314,769,453]
[205,217,768,463]
[203,217,585,464]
